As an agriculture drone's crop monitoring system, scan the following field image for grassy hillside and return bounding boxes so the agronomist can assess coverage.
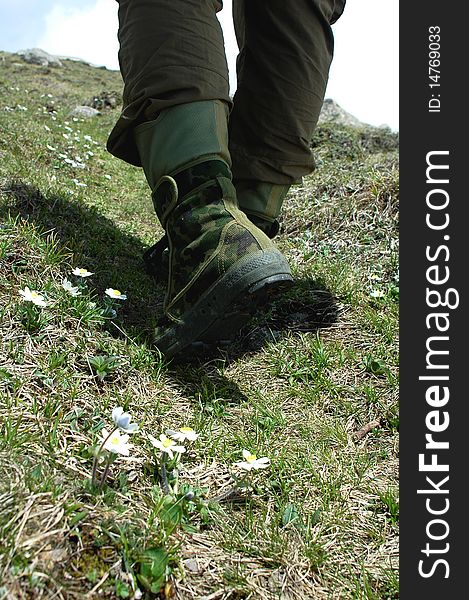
[0,51,399,600]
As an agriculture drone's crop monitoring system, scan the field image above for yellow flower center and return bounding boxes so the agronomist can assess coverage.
[31,292,39,298]
[246,454,256,463]
[113,289,121,295]
[180,427,193,433]
[110,434,120,446]
[162,436,174,448]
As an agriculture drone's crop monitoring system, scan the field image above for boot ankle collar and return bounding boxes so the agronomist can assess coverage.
[153,160,232,226]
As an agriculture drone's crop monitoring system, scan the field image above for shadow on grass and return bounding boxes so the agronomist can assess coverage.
[1,181,339,366]
[166,281,339,406]
[236,280,338,351]
[0,180,164,335]
[169,362,250,409]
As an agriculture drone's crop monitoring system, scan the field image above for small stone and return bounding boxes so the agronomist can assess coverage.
[183,558,200,573]
[70,106,101,119]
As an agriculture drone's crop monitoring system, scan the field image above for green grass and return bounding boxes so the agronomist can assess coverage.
[0,50,398,599]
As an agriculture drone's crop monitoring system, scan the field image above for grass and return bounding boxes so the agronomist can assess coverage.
[0,50,399,599]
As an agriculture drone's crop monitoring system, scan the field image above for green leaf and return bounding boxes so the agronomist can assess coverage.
[115,579,130,598]
[137,547,169,592]
[310,509,321,526]
[161,497,183,530]
[0,368,13,380]
[69,510,88,528]
[282,503,308,533]
[364,355,388,376]
[282,503,301,526]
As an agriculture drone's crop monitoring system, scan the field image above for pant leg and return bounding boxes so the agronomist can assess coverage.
[107,0,232,166]
[230,0,345,185]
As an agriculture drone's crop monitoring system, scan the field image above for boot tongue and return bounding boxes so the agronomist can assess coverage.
[246,214,280,239]
[171,160,231,200]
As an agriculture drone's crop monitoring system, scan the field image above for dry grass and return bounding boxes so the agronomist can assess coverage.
[0,50,398,600]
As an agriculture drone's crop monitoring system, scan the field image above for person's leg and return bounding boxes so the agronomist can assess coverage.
[107,0,293,358]
[107,0,231,166]
[230,0,345,235]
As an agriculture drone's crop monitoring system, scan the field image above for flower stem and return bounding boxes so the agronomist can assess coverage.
[212,473,251,502]
[99,454,113,489]
[160,454,170,495]
[91,427,117,487]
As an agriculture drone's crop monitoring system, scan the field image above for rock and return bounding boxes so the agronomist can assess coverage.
[17,48,63,68]
[70,106,101,119]
[319,98,365,127]
[183,558,200,573]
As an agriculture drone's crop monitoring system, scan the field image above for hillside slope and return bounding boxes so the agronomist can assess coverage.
[0,51,399,600]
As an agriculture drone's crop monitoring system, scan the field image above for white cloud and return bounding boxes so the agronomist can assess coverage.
[35,1,398,130]
[219,2,398,130]
[326,1,399,130]
[38,0,119,70]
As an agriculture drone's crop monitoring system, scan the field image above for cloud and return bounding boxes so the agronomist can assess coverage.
[326,1,399,130]
[37,0,119,69]
[36,1,239,86]
[34,1,398,130]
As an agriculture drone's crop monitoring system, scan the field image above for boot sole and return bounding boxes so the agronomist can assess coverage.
[154,250,293,359]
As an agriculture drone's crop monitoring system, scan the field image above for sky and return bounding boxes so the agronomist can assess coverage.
[0,0,399,131]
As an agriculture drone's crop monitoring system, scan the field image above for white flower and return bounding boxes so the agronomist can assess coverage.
[112,406,139,433]
[101,428,132,456]
[148,433,186,460]
[64,158,79,167]
[18,287,48,307]
[105,288,127,300]
[166,426,198,442]
[370,289,385,298]
[72,267,93,277]
[234,450,270,471]
[71,179,87,187]
[61,278,81,296]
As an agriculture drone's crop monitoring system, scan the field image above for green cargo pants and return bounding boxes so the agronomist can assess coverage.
[107,0,345,185]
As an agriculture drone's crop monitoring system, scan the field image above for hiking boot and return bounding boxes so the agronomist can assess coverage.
[235,179,290,239]
[135,100,293,358]
[142,180,290,279]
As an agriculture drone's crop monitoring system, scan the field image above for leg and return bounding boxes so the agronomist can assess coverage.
[230,0,345,232]
[107,0,293,358]
[107,0,231,166]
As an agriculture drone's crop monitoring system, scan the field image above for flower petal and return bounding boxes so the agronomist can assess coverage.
[234,461,253,471]
[112,407,124,422]
[125,422,139,433]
